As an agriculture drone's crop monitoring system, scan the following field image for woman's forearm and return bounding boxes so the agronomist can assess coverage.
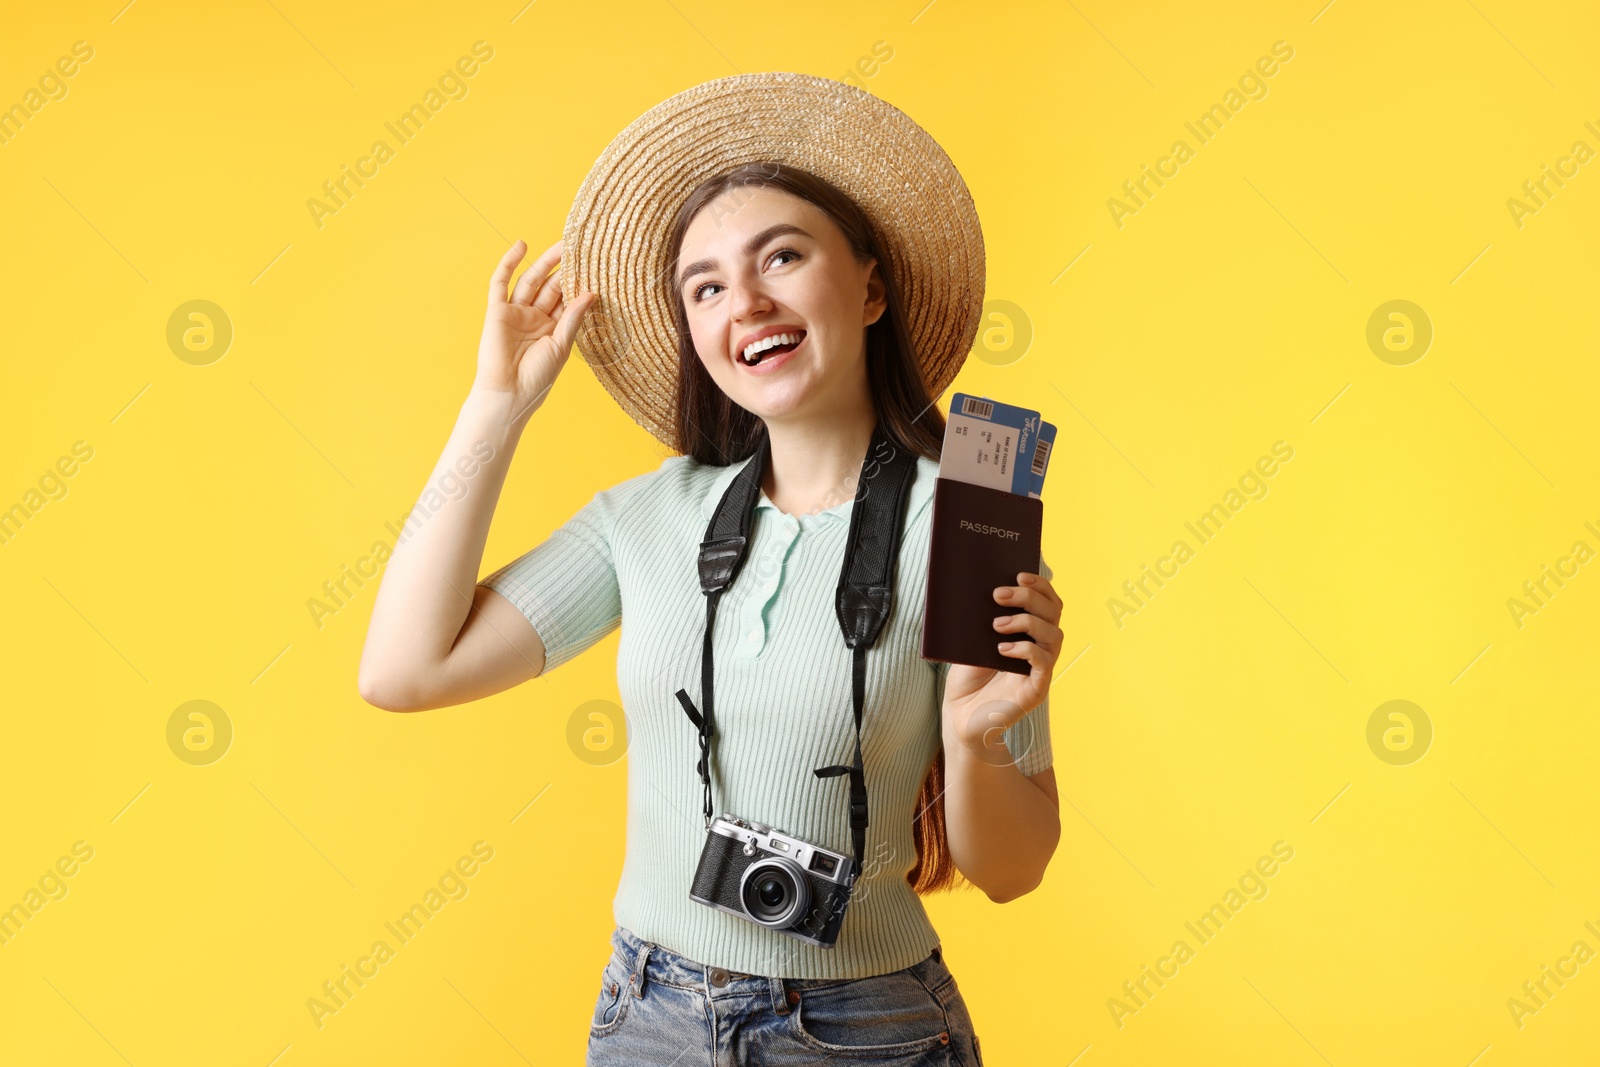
[357,388,526,703]
[940,724,1061,903]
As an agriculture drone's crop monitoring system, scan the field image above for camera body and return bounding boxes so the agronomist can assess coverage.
[689,814,856,948]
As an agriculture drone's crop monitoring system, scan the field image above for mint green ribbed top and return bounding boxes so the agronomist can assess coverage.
[481,449,1053,979]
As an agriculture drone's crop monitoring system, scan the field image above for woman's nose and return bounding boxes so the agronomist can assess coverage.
[727,275,773,320]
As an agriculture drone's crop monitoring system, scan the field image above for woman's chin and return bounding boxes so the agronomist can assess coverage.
[731,378,814,412]
[739,390,826,424]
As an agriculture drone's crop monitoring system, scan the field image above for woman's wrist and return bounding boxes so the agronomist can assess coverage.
[942,707,1018,767]
[460,386,533,447]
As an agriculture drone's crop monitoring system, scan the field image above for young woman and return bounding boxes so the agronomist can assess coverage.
[359,74,1062,1066]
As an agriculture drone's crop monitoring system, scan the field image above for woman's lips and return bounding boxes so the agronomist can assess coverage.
[739,332,806,375]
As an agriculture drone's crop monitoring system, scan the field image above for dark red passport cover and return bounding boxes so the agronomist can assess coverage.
[920,476,1044,675]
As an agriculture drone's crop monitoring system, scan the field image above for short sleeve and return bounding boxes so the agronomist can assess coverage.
[480,489,621,675]
[1009,694,1053,777]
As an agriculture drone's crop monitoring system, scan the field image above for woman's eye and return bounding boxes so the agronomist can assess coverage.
[690,249,799,302]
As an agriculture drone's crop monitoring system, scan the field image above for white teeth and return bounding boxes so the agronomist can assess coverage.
[741,332,802,364]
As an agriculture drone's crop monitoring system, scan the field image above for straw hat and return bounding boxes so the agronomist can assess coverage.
[560,71,986,451]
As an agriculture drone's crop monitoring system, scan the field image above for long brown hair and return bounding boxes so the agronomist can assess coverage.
[662,161,969,895]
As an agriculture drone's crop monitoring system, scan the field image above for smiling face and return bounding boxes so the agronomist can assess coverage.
[674,185,887,425]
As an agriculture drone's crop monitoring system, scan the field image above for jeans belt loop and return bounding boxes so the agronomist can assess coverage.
[630,941,653,999]
[769,975,791,1015]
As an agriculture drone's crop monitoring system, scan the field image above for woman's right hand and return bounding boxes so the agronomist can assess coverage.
[473,238,597,425]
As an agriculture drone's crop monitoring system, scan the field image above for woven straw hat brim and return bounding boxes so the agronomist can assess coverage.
[561,71,985,451]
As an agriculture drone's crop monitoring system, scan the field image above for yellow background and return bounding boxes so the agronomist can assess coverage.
[2,0,1597,1063]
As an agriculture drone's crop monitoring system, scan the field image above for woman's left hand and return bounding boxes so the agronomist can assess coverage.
[942,570,1063,758]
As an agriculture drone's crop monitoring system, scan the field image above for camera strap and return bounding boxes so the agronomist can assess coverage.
[673,421,918,884]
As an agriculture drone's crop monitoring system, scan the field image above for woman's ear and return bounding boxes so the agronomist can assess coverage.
[862,257,888,327]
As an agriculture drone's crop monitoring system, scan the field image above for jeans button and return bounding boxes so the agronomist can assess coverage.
[708,966,730,987]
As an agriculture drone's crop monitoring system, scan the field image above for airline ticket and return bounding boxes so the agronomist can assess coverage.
[939,392,1052,497]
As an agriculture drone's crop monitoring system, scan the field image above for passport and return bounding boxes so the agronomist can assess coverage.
[920,475,1044,675]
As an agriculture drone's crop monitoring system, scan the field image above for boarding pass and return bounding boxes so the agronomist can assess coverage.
[939,392,1056,498]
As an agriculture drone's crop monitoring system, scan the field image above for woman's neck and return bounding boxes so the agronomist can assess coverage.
[760,403,878,518]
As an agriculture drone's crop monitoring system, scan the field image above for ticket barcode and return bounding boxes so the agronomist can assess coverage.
[1030,437,1052,477]
[960,396,994,419]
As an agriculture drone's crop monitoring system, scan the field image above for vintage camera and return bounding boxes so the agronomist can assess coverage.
[689,814,856,948]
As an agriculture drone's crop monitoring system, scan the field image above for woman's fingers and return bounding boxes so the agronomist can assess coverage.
[548,291,597,357]
[993,611,1063,653]
[993,572,1062,625]
[993,570,1063,682]
[487,239,528,305]
[530,269,564,317]
[511,239,564,305]
[1019,571,1062,610]
[997,633,1057,676]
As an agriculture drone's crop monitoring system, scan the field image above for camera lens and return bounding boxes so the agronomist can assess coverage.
[740,858,811,928]
[745,868,793,920]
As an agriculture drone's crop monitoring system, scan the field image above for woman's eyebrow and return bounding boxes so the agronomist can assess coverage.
[676,223,812,289]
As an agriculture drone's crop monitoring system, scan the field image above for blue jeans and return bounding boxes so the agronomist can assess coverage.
[586,925,985,1065]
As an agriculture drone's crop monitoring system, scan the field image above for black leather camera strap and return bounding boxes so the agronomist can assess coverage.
[673,422,918,884]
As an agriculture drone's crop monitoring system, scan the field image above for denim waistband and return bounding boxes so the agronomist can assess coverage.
[608,925,947,1014]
